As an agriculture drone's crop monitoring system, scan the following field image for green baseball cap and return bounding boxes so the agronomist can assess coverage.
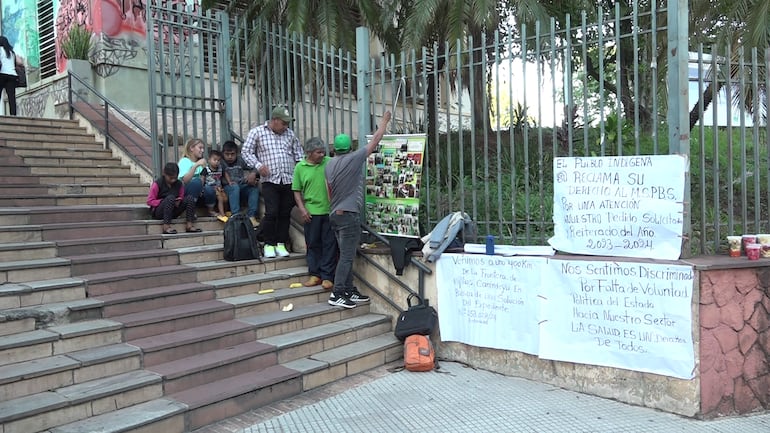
[271,106,293,123]
[333,134,352,153]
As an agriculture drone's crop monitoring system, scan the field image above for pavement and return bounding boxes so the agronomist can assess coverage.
[194,360,770,433]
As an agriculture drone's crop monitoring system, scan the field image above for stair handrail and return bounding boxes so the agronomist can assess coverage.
[67,71,154,174]
[359,223,431,303]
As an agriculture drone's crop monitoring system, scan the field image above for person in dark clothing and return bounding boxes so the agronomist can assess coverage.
[0,36,24,116]
[146,162,198,234]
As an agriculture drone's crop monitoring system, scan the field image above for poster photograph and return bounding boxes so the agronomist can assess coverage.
[364,134,426,238]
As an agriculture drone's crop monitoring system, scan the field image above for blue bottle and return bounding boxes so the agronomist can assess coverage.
[485,235,495,255]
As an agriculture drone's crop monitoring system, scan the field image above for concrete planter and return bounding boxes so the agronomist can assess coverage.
[66,59,94,102]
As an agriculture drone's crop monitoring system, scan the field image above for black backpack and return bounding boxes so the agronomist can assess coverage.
[223,214,262,261]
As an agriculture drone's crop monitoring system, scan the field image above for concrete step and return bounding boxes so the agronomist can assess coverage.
[80,264,199,296]
[284,332,402,391]
[2,139,103,151]
[0,319,122,366]
[0,277,86,310]
[2,131,99,144]
[36,173,142,185]
[219,284,331,318]
[67,249,180,276]
[0,370,163,433]
[0,257,71,284]
[95,282,215,317]
[9,147,113,159]
[30,165,134,176]
[257,312,391,363]
[0,220,152,243]
[20,155,123,167]
[56,234,163,256]
[47,398,187,433]
[2,183,147,196]
[0,317,35,337]
[170,364,301,430]
[0,241,57,261]
[0,204,148,226]
[239,301,369,342]
[189,256,307,283]
[147,340,277,394]
[129,320,257,366]
[4,193,148,207]
[0,343,141,401]
[110,299,235,340]
[0,116,81,129]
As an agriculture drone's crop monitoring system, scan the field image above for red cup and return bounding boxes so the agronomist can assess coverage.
[746,243,761,260]
[742,235,757,255]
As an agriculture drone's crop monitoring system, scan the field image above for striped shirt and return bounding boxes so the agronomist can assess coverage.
[241,122,302,185]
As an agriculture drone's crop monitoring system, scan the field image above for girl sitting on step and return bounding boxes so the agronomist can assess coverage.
[147,162,199,234]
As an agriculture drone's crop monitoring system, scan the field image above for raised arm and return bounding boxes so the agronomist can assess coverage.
[365,111,392,156]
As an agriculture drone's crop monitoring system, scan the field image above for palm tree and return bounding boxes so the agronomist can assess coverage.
[688,0,769,130]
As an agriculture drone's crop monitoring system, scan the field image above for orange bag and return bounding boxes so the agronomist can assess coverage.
[404,334,435,372]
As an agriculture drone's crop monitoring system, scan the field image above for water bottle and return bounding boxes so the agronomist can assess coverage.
[485,235,495,255]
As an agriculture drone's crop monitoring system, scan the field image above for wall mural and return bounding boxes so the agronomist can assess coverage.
[1,0,39,67]
[53,0,201,77]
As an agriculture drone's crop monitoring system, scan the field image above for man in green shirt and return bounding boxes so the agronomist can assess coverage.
[292,137,337,289]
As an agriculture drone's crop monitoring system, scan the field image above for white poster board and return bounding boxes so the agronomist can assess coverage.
[538,260,695,379]
[549,155,687,260]
[435,254,543,354]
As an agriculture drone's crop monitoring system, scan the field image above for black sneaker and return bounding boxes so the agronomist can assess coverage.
[328,293,356,309]
[347,289,370,303]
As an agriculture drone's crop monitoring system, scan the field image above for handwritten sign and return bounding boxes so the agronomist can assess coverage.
[538,260,695,379]
[549,155,686,260]
[436,254,543,354]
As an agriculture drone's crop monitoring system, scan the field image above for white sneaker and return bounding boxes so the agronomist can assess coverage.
[264,244,276,258]
[276,243,290,257]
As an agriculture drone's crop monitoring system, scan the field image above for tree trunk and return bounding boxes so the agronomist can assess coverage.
[689,82,722,130]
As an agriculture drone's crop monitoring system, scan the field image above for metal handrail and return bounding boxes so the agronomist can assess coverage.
[359,223,431,303]
[67,72,153,173]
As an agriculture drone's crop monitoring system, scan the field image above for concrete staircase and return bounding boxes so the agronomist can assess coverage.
[0,117,401,433]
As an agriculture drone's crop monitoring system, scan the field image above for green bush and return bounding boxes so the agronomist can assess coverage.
[61,25,92,61]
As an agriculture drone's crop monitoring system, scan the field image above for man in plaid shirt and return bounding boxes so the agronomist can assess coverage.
[241,106,304,258]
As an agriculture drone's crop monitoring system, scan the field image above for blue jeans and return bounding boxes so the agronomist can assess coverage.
[184,177,203,201]
[305,214,338,281]
[329,211,361,296]
[224,183,260,217]
[202,184,218,208]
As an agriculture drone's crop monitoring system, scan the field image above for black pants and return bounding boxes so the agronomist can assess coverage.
[261,182,295,245]
[0,73,17,116]
[150,194,197,224]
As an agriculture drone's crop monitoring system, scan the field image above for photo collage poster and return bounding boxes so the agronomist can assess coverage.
[364,134,426,238]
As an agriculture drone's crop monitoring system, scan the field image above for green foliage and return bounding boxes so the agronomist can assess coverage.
[60,25,92,61]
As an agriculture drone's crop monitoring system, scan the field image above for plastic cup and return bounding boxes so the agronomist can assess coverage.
[758,234,770,244]
[761,244,770,258]
[746,243,761,260]
[727,236,742,257]
[742,235,757,255]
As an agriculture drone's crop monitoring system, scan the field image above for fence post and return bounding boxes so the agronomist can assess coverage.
[356,27,371,147]
[218,10,233,143]
[667,0,691,257]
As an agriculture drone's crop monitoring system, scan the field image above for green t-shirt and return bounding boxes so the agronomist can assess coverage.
[178,157,203,181]
[292,156,331,215]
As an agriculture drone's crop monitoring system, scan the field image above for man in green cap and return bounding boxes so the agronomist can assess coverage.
[242,106,304,258]
[324,111,392,308]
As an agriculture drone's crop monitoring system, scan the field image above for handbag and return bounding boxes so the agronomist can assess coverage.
[15,64,27,88]
[393,293,438,341]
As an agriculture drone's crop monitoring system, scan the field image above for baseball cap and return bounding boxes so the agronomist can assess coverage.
[271,106,293,123]
[333,134,352,153]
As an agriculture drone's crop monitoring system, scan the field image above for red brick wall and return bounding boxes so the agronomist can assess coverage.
[699,268,770,417]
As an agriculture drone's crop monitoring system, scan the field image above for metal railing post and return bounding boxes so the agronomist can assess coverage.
[667,1,691,257]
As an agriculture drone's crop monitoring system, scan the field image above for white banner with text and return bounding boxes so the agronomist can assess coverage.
[436,254,695,379]
[549,155,686,260]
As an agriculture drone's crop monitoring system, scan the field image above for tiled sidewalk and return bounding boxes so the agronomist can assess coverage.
[195,361,770,433]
